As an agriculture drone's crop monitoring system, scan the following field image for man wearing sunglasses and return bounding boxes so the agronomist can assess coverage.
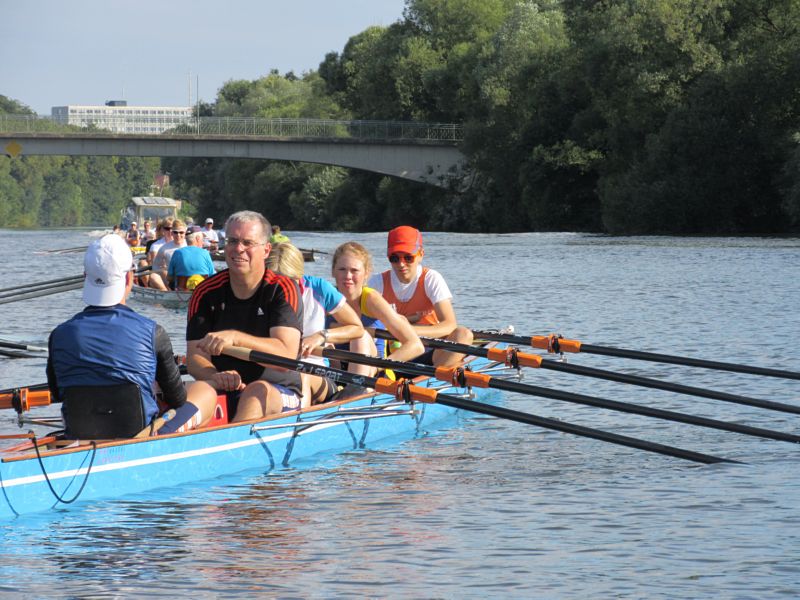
[368,225,473,367]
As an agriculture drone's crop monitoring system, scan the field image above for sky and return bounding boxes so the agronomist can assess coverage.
[1,0,407,115]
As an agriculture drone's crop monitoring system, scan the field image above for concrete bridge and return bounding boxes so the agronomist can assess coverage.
[0,115,466,187]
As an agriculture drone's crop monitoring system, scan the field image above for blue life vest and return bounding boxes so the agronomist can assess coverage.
[50,305,159,423]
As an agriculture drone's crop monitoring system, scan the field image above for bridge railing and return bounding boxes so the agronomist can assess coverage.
[0,114,463,143]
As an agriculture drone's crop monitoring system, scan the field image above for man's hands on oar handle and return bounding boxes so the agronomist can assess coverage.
[191,331,248,391]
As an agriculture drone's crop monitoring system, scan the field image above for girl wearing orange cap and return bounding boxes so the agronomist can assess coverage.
[368,225,473,367]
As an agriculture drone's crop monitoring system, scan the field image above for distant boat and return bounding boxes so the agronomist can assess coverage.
[129,284,192,309]
[120,196,180,230]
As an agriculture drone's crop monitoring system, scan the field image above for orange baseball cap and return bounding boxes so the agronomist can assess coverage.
[387,226,423,255]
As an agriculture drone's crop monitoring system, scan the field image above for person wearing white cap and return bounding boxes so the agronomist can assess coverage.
[201,217,219,252]
[46,234,214,438]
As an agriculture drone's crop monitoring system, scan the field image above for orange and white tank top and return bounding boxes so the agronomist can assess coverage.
[380,268,439,325]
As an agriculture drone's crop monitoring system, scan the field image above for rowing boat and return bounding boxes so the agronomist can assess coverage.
[129,283,194,308]
[0,346,501,519]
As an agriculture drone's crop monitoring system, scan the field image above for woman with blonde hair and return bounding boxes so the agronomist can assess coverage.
[330,241,424,376]
[266,243,364,405]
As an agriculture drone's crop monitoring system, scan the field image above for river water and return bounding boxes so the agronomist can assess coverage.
[1,228,799,598]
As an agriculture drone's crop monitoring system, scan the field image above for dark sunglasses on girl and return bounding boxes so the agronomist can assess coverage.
[389,253,417,264]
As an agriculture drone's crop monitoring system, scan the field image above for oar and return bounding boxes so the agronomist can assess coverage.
[35,245,88,255]
[0,273,85,295]
[323,348,800,445]
[0,348,45,359]
[0,281,84,305]
[0,275,83,298]
[0,339,48,353]
[297,247,330,255]
[378,331,800,416]
[221,346,735,465]
[472,329,800,381]
[0,266,152,306]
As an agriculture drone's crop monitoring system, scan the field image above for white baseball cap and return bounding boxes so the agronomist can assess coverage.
[205,218,214,224]
[83,234,133,306]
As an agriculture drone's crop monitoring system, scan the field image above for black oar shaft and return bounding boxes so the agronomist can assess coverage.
[581,344,800,380]
[0,282,84,305]
[0,276,83,299]
[434,393,730,465]
[0,273,84,295]
[400,332,800,417]
[0,340,47,352]
[324,348,800,445]
[471,329,800,381]
[540,360,800,416]
[228,347,734,464]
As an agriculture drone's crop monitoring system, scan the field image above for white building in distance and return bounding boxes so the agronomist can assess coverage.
[51,101,194,134]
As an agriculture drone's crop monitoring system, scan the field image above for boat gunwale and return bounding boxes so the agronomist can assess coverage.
[1,348,490,464]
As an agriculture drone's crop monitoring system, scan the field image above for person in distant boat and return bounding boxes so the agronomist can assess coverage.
[368,226,472,367]
[140,220,155,244]
[167,229,215,290]
[147,217,174,263]
[148,219,188,290]
[46,234,216,439]
[126,222,141,248]
[186,210,304,422]
[269,225,290,244]
[331,241,424,376]
[201,218,219,253]
[266,242,365,405]
[137,217,173,288]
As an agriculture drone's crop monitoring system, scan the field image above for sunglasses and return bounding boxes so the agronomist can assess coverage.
[162,226,172,231]
[172,230,186,235]
[388,253,418,264]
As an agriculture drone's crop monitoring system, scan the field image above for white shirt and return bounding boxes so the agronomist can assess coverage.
[153,240,186,272]
[202,227,219,247]
[367,265,452,305]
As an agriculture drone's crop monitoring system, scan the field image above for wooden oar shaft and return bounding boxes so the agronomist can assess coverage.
[223,346,734,464]
[472,329,800,381]
[324,348,800,445]
[397,332,800,416]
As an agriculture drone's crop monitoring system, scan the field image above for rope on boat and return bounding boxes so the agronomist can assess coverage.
[32,434,97,505]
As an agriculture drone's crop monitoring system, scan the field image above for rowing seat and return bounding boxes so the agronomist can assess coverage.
[62,383,145,439]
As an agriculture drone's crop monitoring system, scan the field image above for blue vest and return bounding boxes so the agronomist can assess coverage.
[50,305,159,423]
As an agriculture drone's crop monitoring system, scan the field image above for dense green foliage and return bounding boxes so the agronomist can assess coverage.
[0,95,163,227]
[4,0,800,233]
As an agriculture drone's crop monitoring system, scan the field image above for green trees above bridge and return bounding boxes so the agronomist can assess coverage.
[3,0,800,233]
